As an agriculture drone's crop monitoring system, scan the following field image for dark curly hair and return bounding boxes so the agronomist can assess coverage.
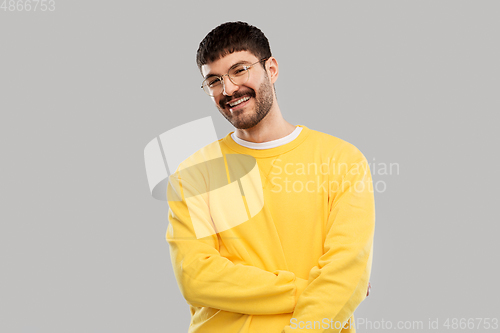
[196,21,272,72]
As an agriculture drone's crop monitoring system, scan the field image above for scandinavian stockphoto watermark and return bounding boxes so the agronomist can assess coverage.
[1,0,55,11]
[290,317,499,330]
[145,117,399,238]
[145,116,400,203]
[269,157,399,194]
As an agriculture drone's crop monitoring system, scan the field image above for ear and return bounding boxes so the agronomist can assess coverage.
[266,57,279,84]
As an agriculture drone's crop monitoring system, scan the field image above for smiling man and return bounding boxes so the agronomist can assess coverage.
[204,53,275,131]
[199,30,291,142]
[166,21,375,333]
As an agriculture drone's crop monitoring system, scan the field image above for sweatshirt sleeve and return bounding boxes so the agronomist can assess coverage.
[282,156,375,333]
[166,172,309,315]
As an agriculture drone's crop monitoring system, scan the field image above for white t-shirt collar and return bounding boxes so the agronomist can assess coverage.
[231,126,302,150]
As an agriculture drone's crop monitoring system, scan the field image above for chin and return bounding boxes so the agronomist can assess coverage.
[232,116,265,130]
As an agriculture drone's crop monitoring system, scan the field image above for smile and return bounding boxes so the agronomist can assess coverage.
[228,96,250,107]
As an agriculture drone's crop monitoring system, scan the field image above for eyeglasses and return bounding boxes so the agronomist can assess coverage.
[201,58,269,96]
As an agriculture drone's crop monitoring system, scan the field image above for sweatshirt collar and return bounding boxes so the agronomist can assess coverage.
[221,125,311,158]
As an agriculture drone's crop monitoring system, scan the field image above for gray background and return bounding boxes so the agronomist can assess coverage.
[1,0,499,332]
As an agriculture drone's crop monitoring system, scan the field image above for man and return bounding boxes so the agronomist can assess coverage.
[166,21,375,333]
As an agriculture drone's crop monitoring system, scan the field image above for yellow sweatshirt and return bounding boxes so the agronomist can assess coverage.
[166,125,375,333]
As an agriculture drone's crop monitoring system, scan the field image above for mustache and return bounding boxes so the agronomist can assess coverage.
[220,89,256,107]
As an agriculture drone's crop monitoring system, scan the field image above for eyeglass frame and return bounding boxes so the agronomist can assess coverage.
[200,57,270,96]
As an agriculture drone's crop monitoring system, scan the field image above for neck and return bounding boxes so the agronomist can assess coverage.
[234,104,296,143]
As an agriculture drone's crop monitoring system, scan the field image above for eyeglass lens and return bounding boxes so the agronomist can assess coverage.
[203,65,250,96]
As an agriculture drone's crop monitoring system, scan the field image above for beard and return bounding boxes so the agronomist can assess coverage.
[216,77,274,130]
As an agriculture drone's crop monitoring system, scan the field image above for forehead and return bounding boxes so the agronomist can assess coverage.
[201,50,259,78]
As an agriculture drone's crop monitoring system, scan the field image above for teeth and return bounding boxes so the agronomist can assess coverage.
[229,97,249,107]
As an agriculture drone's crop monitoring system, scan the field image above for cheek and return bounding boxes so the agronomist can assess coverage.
[213,96,224,109]
[252,77,267,92]
[248,78,260,90]
[211,96,221,106]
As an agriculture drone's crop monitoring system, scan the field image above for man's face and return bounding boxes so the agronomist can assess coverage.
[201,51,275,130]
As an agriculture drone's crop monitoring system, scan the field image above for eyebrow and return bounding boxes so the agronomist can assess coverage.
[203,60,253,80]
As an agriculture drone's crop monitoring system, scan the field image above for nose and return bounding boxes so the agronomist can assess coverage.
[222,76,239,96]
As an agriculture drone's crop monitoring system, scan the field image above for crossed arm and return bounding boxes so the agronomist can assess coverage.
[166,174,309,315]
[166,157,374,321]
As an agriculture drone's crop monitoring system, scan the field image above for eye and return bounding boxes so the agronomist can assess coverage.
[208,78,221,87]
[232,67,248,76]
